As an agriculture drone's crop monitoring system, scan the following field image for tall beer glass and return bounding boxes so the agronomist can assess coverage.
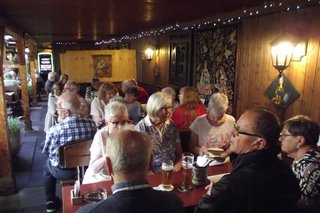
[161,160,174,189]
[178,152,194,192]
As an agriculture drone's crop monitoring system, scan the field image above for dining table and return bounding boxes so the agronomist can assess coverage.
[62,162,232,213]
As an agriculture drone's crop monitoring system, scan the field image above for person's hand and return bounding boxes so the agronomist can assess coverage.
[205,181,213,195]
[199,144,209,155]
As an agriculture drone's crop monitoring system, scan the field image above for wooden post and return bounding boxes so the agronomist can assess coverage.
[0,26,16,195]
[15,35,32,130]
[27,36,38,106]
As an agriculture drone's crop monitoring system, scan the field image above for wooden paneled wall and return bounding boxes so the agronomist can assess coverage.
[137,6,320,123]
[236,6,320,122]
[60,49,136,83]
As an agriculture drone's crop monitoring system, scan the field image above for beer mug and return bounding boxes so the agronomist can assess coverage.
[161,160,174,190]
[178,153,194,192]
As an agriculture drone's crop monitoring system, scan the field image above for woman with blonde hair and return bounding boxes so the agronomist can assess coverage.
[189,92,235,156]
[172,86,207,128]
[135,92,182,173]
[90,82,118,126]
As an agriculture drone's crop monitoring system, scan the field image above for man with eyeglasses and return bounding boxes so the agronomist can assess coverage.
[42,92,97,212]
[195,109,300,213]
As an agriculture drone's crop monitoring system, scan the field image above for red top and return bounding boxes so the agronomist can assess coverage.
[137,86,149,104]
[172,103,207,128]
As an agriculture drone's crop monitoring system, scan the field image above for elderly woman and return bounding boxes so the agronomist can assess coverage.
[90,82,118,126]
[83,101,130,184]
[280,115,320,211]
[189,92,235,156]
[135,92,182,173]
[172,86,207,129]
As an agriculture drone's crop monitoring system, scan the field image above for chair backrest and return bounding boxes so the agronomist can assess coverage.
[178,128,192,153]
[58,139,93,169]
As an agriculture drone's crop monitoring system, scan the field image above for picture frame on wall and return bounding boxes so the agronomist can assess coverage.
[169,33,191,86]
[92,55,112,77]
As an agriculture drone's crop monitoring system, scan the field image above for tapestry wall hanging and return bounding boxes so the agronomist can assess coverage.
[92,55,112,77]
[194,24,238,114]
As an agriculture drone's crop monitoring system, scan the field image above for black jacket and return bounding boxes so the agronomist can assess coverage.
[194,150,300,213]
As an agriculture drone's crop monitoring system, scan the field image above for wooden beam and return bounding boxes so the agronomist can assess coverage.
[15,35,33,130]
[0,26,16,195]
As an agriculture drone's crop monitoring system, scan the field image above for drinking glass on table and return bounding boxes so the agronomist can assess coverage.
[178,152,194,192]
[161,160,174,190]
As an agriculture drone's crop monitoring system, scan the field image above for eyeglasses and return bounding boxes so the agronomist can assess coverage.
[279,133,295,139]
[108,120,127,127]
[160,105,173,111]
[234,124,266,140]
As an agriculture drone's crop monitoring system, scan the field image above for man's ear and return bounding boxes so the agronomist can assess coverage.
[254,138,267,150]
[106,156,113,176]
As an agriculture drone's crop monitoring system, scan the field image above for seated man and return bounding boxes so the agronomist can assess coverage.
[77,129,184,213]
[42,92,97,213]
[194,109,300,213]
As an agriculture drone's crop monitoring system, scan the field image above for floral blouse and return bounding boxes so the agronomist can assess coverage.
[135,115,181,173]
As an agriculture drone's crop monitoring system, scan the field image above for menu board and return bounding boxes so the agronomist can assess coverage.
[38,52,54,73]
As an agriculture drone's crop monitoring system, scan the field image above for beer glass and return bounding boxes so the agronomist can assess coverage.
[161,160,174,190]
[178,152,194,192]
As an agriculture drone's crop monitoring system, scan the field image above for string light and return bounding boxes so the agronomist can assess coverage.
[55,0,318,46]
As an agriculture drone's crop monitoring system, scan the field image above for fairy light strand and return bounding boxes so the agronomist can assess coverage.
[54,0,318,46]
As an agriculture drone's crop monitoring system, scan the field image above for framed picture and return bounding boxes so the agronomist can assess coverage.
[92,55,112,77]
[169,33,191,86]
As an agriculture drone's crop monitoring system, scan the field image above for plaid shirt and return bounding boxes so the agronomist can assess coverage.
[42,116,97,167]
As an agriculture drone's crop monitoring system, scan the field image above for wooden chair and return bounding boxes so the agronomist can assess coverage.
[58,138,93,185]
[178,128,192,153]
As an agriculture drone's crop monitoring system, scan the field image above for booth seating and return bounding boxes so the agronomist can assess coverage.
[58,139,93,185]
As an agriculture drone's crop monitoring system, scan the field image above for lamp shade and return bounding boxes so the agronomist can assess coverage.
[145,48,154,62]
[271,41,295,72]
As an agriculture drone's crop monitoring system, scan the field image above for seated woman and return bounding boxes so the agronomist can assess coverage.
[280,115,320,212]
[172,86,207,129]
[44,83,61,132]
[90,82,118,127]
[83,101,129,184]
[189,92,235,156]
[135,92,182,173]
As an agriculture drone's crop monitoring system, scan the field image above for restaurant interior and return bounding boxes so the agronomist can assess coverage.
[1,0,320,211]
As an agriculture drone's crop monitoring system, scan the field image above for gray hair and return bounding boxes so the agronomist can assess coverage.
[106,129,152,173]
[48,72,59,80]
[104,101,128,120]
[146,92,172,120]
[208,92,228,113]
[58,92,80,116]
[161,87,176,99]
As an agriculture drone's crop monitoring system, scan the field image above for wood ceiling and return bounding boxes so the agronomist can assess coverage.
[0,0,270,46]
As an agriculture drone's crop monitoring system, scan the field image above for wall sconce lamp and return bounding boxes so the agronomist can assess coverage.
[270,39,295,74]
[271,36,307,74]
[145,48,154,63]
[144,37,160,63]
